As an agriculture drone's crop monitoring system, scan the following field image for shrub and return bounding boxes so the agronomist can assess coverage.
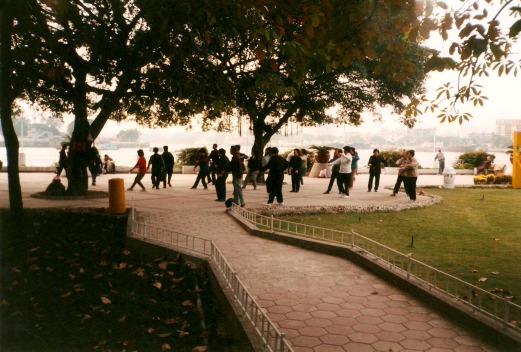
[473,173,511,185]
[455,150,495,168]
[177,147,208,165]
[379,149,402,167]
[454,163,473,169]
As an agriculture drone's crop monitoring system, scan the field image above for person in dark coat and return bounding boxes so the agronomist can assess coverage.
[147,147,164,189]
[162,146,175,188]
[208,144,219,184]
[214,148,230,202]
[368,148,384,192]
[88,146,102,186]
[259,147,289,205]
[289,149,302,192]
[242,148,260,190]
[57,144,68,177]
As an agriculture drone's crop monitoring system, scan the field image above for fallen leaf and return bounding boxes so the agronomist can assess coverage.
[491,272,499,275]
[158,261,169,270]
[114,263,127,269]
[494,238,501,241]
[152,281,162,289]
[135,268,146,277]
[165,317,181,324]
[471,269,478,273]
[192,346,207,352]
[478,277,488,282]
[93,273,103,279]
[147,328,155,334]
[122,249,131,255]
[181,300,193,307]
[178,331,189,337]
[119,315,126,323]
[156,333,171,338]
[162,343,171,350]
[172,277,184,283]
[81,314,91,321]
[61,292,72,298]
[101,296,112,304]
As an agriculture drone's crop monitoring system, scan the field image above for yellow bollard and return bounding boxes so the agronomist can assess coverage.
[108,178,126,214]
[513,132,521,189]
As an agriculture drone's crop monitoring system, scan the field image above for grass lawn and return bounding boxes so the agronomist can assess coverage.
[0,209,243,352]
[280,188,521,303]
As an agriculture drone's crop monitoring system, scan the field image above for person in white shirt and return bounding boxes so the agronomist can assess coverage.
[434,149,445,174]
[330,146,352,198]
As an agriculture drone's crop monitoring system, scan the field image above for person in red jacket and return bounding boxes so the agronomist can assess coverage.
[127,149,147,191]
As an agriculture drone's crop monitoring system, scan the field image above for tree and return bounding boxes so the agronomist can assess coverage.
[12,0,197,195]
[116,129,140,142]
[165,0,429,157]
[410,0,521,124]
[0,0,24,210]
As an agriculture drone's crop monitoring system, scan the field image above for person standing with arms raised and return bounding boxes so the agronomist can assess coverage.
[330,146,352,198]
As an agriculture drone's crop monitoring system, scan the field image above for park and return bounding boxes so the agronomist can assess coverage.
[1,1,521,351]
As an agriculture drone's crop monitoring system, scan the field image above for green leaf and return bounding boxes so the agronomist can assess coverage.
[509,19,521,38]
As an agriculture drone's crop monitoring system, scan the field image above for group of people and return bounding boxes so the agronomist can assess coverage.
[286,148,309,193]
[127,146,175,191]
[323,146,360,197]
[56,144,116,186]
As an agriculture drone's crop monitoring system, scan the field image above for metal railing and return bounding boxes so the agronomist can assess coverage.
[127,210,293,352]
[231,205,521,336]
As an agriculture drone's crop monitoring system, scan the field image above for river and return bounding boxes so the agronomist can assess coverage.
[0,146,512,173]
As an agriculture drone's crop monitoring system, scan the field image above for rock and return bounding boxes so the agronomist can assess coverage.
[44,179,66,197]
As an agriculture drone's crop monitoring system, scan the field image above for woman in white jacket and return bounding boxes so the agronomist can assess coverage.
[331,146,352,198]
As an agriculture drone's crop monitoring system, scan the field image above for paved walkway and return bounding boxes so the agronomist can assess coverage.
[0,172,500,351]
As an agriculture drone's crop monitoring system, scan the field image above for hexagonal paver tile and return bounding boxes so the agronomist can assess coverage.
[400,338,431,350]
[314,345,345,352]
[298,326,328,337]
[405,313,433,322]
[404,320,432,331]
[453,335,482,346]
[378,322,406,333]
[291,335,322,348]
[310,310,337,319]
[326,323,355,336]
[402,329,432,340]
[275,298,300,306]
[384,307,409,316]
[352,323,382,334]
[293,304,317,313]
[286,311,313,321]
[345,342,379,352]
[267,305,293,314]
[389,294,409,301]
[428,327,458,338]
[427,337,458,349]
[375,330,405,343]
[305,317,333,328]
[319,333,350,346]
[267,313,286,323]
[349,332,378,344]
[316,303,342,311]
[340,301,365,310]
[336,308,362,318]
[454,345,489,352]
[360,308,386,317]
[355,315,384,325]
[381,314,408,324]
[279,319,307,329]
[363,300,388,309]
[372,340,404,352]
[321,296,345,304]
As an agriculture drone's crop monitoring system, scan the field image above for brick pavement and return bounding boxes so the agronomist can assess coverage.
[0,173,504,351]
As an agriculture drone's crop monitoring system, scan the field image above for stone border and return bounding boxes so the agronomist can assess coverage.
[30,191,109,200]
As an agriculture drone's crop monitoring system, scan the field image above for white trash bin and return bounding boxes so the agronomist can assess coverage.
[443,166,456,189]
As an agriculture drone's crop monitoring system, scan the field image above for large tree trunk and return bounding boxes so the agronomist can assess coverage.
[0,0,23,210]
[66,98,90,196]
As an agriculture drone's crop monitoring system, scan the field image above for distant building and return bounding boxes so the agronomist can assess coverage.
[495,119,521,137]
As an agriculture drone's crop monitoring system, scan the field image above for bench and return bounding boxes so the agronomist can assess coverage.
[485,164,506,175]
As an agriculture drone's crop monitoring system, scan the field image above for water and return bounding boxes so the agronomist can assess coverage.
[0,146,512,173]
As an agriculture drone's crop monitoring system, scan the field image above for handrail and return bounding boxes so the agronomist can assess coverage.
[231,204,521,337]
[127,209,293,352]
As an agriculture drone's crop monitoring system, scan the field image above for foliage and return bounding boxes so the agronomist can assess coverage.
[0,209,233,351]
[453,162,474,169]
[116,129,140,142]
[309,146,334,152]
[474,173,512,185]
[378,149,403,167]
[173,0,430,156]
[176,147,207,166]
[408,1,521,124]
[456,150,495,167]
